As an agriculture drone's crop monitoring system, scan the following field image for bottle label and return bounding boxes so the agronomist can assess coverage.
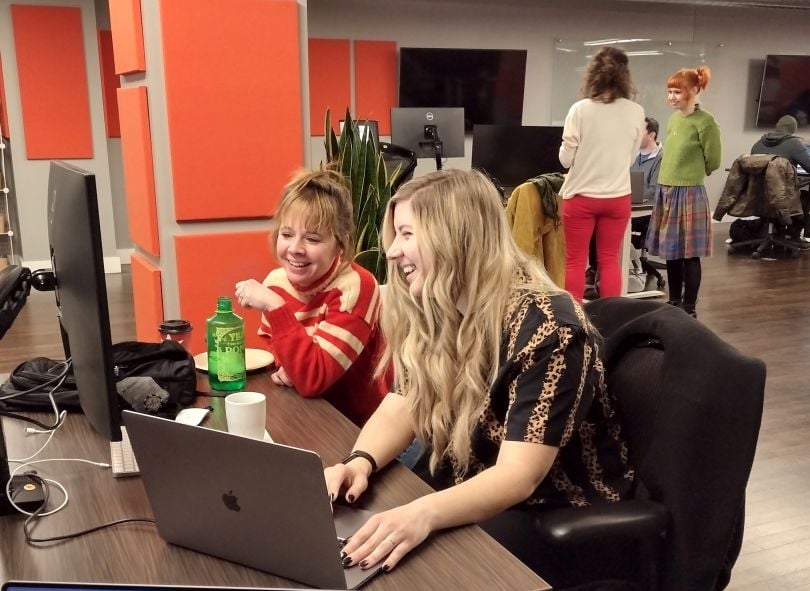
[215,325,245,381]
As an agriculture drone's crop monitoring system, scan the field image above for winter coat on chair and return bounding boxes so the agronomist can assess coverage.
[713,154,801,226]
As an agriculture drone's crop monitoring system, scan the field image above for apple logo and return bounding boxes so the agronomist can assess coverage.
[222,490,241,512]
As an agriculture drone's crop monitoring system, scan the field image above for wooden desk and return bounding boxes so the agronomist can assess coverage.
[1,373,549,591]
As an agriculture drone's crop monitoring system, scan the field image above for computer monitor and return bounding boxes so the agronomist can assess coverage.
[390,107,465,161]
[47,161,120,442]
[339,119,380,150]
[471,125,566,192]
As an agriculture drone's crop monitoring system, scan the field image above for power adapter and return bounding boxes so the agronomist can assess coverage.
[7,474,46,513]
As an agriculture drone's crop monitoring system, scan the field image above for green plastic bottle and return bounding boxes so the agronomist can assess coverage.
[206,296,246,391]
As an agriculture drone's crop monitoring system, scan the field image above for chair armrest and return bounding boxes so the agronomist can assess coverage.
[534,499,669,546]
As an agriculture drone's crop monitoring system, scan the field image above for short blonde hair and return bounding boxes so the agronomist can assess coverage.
[271,167,354,259]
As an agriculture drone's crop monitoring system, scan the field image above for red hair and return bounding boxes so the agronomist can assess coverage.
[667,65,711,97]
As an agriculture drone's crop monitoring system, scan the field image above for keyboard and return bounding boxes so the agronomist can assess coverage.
[110,426,140,477]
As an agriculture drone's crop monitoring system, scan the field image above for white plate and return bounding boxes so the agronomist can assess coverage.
[194,348,275,373]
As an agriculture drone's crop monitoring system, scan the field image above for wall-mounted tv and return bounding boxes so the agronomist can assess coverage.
[399,48,527,131]
[756,54,810,128]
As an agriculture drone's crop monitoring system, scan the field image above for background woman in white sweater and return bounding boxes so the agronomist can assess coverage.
[558,47,645,301]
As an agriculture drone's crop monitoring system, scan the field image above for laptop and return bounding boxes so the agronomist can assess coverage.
[2,584,330,591]
[122,411,382,590]
[630,170,647,204]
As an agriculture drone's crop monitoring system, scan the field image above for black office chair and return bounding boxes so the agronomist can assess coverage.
[714,154,804,259]
[380,142,417,193]
[532,298,765,591]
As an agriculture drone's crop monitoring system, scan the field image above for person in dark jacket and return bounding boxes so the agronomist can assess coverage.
[751,115,810,241]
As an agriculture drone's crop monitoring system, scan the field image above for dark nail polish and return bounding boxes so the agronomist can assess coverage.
[382,564,391,573]
[359,560,368,569]
[340,551,347,560]
[347,494,355,503]
[342,556,352,567]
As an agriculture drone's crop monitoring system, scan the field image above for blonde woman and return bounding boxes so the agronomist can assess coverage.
[234,168,387,426]
[324,169,633,582]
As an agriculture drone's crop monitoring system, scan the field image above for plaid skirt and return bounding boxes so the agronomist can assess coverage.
[645,184,712,260]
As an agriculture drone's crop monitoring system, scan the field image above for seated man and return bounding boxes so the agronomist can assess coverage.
[631,117,665,291]
[751,115,810,241]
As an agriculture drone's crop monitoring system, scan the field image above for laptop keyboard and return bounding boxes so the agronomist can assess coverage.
[110,426,140,477]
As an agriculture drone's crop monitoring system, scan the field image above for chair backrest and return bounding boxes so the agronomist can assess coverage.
[585,298,766,591]
[380,142,417,193]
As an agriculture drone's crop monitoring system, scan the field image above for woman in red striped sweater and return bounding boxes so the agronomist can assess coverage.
[234,168,388,425]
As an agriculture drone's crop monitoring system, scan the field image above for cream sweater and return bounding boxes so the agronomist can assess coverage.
[558,98,645,199]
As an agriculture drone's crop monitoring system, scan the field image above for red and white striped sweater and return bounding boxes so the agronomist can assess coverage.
[259,260,387,425]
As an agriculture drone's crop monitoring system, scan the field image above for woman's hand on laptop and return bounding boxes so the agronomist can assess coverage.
[234,279,284,311]
[338,501,432,572]
[324,461,370,505]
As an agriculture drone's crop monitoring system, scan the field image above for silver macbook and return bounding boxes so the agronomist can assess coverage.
[630,170,647,204]
[122,411,382,590]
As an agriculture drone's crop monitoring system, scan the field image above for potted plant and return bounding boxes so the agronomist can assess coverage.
[324,109,395,283]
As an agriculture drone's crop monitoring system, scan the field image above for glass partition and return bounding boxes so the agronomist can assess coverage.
[552,39,720,131]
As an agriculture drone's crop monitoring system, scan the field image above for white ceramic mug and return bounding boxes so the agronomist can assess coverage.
[224,391,267,440]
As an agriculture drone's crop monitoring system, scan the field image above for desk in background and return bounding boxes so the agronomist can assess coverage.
[0,373,549,591]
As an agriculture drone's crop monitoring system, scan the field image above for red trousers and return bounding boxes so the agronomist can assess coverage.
[563,195,631,302]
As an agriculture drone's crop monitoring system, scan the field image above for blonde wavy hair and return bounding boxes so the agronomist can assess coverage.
[379,169,562,476]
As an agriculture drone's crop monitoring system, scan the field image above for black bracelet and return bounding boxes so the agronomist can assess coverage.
[340,450,378,474]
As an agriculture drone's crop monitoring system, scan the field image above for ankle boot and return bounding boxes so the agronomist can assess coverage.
[666,299,682,308]
[682,303,697,318]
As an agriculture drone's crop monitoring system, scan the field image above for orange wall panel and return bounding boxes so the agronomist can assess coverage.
[175,231,278,354]
[98,30,121,138]
[108,0,146,74]
[0,48,9,139]
[354,40,397,136]
[308,39,351,136]
[11,5,93,159]
[117,86,160,256]
[130,253,164,343]
[161,0,303,221]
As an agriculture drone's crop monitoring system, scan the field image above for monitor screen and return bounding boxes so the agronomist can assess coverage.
[339,119,380,149]
[471,125,565,191]
[47,161,120,442]
[390,107,465,159]
[399,48,527,131]
[756,54,810,127]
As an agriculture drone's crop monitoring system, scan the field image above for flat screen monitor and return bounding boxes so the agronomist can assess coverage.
[471,125,565,191]
[756,54,810,127]
[390,107,465,159]
[399,48,527,131]
[47,161,120,442]
[339,119,380,150]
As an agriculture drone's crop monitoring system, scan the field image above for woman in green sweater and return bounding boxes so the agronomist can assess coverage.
[646,65,721,318]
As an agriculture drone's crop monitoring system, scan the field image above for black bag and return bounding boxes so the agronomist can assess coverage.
[729,218,765,243]
[0,357,79,410]
[111,340,197,416]
[0,340,196,417]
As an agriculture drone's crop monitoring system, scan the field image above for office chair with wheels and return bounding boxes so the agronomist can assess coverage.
[532,298,765,591]
[380,142,417,193]
[714,154,804,259]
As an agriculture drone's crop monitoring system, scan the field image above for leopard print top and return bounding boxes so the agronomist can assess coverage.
[435,290,634,509]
